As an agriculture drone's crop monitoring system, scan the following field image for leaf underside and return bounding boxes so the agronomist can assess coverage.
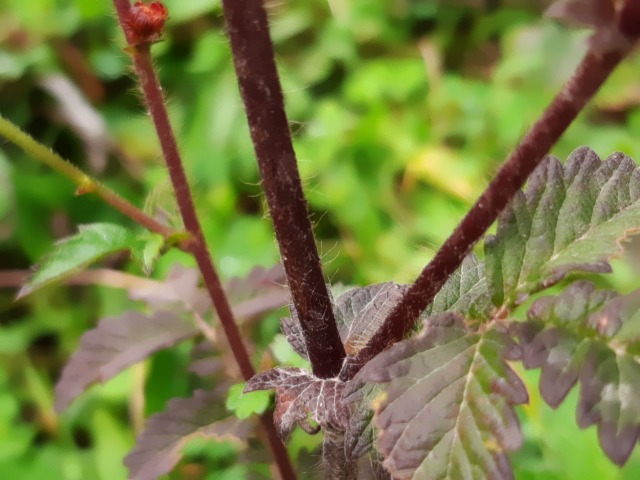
[244,367,349,441]
[519,280,640,466]
[124,389,251,480]
[334,282,410,356]
[486,148,640,308]
[55,310,198,412]
[347,313,527,480]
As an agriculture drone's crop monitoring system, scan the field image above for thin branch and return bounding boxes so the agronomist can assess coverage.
[111,2,296,478]
[0,114,180,243]
[220,0,346,379]
[344,7,640,379]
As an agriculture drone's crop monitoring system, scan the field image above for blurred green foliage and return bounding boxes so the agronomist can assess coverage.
[1,0,640,478]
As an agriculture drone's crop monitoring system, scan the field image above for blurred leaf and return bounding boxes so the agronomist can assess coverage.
[225,383,271,420]
[19,223,139,299]
[486,148,640,308]
[519,280,640,466]
[347,313,527,479]
[55,310,198,412]
[125,389,250,480]
[0,150,15,239]
[131,231,165,275]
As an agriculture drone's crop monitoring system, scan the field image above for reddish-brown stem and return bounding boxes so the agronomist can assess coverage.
[111,2,296,478]
[344,16,640,379]
[220,0,346,379]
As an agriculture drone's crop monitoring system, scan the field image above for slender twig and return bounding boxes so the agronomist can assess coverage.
[344,6,640,379]
[0,114,180,242]
[111,2,296,478]
[221,0,346,379]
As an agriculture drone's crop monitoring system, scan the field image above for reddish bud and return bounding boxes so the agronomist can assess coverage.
[124,1,169,46]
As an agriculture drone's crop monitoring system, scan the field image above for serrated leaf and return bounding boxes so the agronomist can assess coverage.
[519,280,640,465]
[347,313,527,480]
[225,383,271,419]
[244,367,349,441]
[18,223,138,298]
[280,315,309,359]
[426,253,492,319]
[334,283,410,355]
[343,383,381,460]
[486,148,640,308]
[55,310,198,412]
[124,389,251,480]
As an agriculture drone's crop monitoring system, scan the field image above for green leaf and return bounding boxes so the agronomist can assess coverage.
[225,383,271,420]
[18,223,139,298]
[131,231,165,275]
[486,148,640,308]
[519,280,640,466]
[345,313,528,480]
[425,253,492,319]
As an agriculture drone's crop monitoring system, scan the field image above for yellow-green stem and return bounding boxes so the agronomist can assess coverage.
[0,113,184,243]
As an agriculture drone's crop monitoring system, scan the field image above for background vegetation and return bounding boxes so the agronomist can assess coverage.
[2,0,640,478]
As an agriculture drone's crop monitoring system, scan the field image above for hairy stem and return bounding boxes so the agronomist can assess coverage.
[0,114,178,242]
[221,0,346,379]
[322,429,358,480]
[345,13,640,379]
[111,1,296,478]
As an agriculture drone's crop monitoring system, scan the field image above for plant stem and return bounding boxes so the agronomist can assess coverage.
[111,2,296,478]
[0,114,181,242]
[221,0,346,379]
[344,14,640,379]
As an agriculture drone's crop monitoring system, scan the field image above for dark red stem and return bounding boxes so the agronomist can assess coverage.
[111,2,296,478]
[344,6,640,379]
[220,0,346,379]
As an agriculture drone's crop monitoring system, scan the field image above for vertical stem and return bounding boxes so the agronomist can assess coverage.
[221,0,346,378]
[111,2,296,478]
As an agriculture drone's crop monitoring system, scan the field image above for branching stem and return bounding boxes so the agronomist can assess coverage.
[345,6,640,379]
[0,114,179,243]
[111,1,296,478]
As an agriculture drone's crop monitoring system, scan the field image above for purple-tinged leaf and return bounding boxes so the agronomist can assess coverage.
[131,263,288,320]
[347,313,527,480]
[519,280,640,465]
[280,315,308,359]
[546,0,616,28]
[18,223,139,299]
[334,283,410,355]
[55,310,197,412]
[486,148,640,308]
[125,389,251,480]
[546,0,630,53]
[244,367,349,441]
[343,383,381,460]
